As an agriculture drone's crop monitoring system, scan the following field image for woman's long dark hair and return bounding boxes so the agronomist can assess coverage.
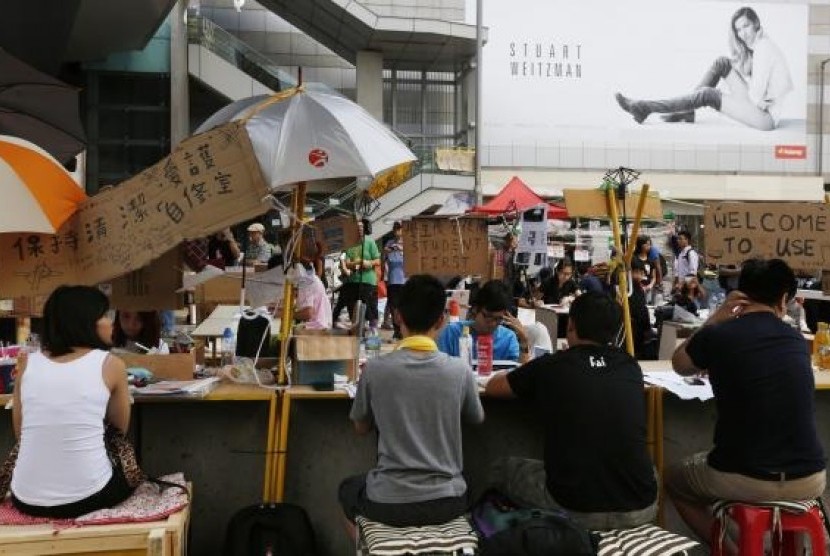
[42,286,112,357]
[112,311,161,350]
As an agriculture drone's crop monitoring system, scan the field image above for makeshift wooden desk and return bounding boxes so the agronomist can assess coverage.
[273,381,666,517]
[2,383,279,505]
[190,305,280,360]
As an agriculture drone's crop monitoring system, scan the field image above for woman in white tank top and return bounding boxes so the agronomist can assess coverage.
[10,285,133,518]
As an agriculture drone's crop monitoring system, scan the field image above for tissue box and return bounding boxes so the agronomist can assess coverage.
[115,345,204,380]
[293,335,358,385]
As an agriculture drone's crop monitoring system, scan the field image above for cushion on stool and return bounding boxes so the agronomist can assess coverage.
[596,523,699,556]
[711,500,826,556]
[356,515,478,556]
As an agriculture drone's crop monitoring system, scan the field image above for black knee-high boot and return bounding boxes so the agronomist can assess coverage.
[662,56,732,123]
[615,87,723,124]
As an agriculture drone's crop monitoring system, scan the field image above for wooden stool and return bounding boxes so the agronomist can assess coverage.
[355,515,477,556]
[0,502,190,556]
[711,501,827,556]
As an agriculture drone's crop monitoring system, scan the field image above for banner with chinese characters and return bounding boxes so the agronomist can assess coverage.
[0,122,268,299]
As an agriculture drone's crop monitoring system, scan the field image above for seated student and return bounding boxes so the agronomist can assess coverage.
[276,265,332,331]
[437,280,530,363]
[338,275,485,536]
[540,258,579,305]
[485,292,658,530]
[11,286,133,518]
[668,258,826,542]
[112,310,161,353]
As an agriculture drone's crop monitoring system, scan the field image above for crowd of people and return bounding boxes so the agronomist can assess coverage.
[337,254,826,551]
[6,209,828,555]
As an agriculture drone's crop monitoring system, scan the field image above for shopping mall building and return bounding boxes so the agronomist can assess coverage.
[7,0,829,234]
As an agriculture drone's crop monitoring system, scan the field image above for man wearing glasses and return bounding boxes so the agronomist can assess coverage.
[437,280,530,364]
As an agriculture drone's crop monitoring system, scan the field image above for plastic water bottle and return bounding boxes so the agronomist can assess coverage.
[814,322,830,371]
[458,325,473,368]
[477,334,494,377]
[221,327,236,367]
[365,329,382,359]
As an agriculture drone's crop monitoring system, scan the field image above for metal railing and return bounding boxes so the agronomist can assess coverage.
[187,13,297,92]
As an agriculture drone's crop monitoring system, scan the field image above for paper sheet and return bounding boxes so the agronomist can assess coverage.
[643,371,713,401]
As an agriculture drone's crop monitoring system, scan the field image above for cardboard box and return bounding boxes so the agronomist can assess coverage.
[293,335,358,385]
[115,345,204,380]
[195,274,243,306]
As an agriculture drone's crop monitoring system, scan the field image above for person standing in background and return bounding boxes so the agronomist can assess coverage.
[674,230,699,284]
[207,228,241,268]
[383,222,406,340]
[245,223,279,264]
[338,219,381,331]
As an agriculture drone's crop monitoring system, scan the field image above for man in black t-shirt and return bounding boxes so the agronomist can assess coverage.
[669,258,826,542]
[485,292,658,530]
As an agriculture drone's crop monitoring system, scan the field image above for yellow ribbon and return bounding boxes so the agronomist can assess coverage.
[240,86,304,124]
[396,335,438,352]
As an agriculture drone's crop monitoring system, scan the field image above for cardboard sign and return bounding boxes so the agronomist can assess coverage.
[703,202,830,269]
[517,205,548,275]
[0,122,268,299]
[402,216,490,277]
[109,249,181,310]
[563,189,663,219]
[313,215,359,256]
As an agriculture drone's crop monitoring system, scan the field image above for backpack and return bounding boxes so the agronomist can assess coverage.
[472,490,599,556]
[657,253,668,279]
[683,248,705,281]
[222,503,318,556]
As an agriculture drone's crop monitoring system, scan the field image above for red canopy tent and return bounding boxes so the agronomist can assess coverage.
[471,176,569,220]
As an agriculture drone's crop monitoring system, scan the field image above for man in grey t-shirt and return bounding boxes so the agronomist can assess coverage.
[339,275,484,536]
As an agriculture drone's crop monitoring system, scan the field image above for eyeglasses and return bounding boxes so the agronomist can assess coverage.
[479,310,506,324]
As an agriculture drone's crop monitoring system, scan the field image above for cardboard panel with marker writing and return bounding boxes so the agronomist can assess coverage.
[402,216,490,278]
[703,202,830,269]
[0,122,268,299]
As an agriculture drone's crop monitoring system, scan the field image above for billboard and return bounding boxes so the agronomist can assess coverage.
[481,0,809,162]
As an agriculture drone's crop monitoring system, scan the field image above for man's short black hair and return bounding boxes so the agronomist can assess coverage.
[472,280,512,313]
[397,274,446,333]
[678,230,692,242]
[569,292,622,345]
[43,285,111,357]
[360,218,372,235]
[738,258,797,306]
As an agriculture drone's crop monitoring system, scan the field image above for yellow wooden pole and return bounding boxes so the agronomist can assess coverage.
[274,390,293,502]
[262,392,278,502]
[624,184,651,266]
[607,188,635,356]
[277,182,307,385]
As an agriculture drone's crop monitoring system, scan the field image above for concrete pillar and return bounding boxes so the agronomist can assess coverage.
[463,64,477,149]
[356,50,384,121]
[170,0,190,147]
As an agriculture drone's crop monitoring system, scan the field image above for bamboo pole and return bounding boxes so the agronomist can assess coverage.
[277,182,307,385]
[624,184,651,266]
[607,189,635,356]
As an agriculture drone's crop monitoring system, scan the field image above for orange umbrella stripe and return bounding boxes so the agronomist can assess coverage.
[0,141,86,230]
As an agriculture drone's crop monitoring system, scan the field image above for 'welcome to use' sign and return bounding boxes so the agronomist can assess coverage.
[704,202,830,270]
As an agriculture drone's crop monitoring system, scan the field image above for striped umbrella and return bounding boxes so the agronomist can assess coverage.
[0,135,86,234]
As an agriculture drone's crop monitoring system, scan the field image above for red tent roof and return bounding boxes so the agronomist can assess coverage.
[472,176,569,220]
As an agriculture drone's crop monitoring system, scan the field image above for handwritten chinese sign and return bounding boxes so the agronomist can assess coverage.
[0,122,268,299]
[704,202,830,270]
[403,216,490,277]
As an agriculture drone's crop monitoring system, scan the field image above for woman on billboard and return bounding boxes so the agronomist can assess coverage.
[615,6,791,131]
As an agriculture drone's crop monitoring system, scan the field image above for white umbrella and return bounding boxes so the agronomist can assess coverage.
[194,87,416,191]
